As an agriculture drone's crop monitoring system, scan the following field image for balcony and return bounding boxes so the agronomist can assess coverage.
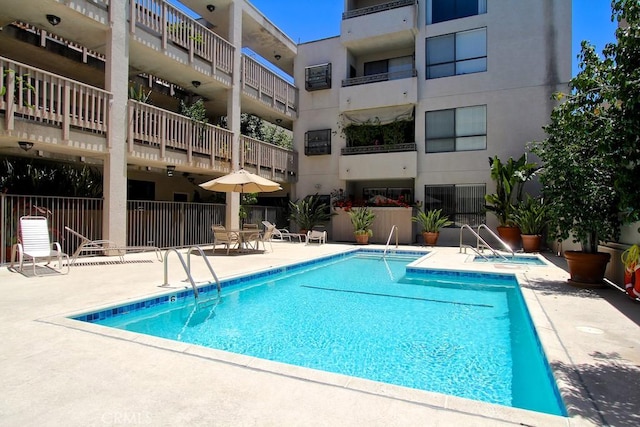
[241,55,298,120]
[0,56,111,153]
[340,70,417,112]
[341,0,417,55]
[339,149,417,180]
[241,135,298,183]
[129,0,235,88]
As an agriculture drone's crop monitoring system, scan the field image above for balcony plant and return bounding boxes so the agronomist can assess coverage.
[484,154,538,249]
[347,207,375,245]
[411,208,453,246]
[288,194,333,234]
[513,196,549,252]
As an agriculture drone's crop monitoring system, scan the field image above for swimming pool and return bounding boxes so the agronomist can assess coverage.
[74,249,566,416]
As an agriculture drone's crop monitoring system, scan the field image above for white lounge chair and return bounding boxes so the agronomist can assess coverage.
[306,229,327,245]
[17,216,69,276]
[65,226,162,263]
[262,221,305,242]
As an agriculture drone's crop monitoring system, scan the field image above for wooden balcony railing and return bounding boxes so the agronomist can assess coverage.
[131,0,234,76]
[242,55,298,116]
[241,135,298,181]
[128,100,233,165]
[129,102,297,180]
[0,56,111,138]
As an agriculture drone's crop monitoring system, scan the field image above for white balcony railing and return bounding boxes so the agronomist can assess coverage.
[0,56,111,138]
[241,135,298,180]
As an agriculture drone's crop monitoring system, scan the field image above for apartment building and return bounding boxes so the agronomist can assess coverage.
[0,0,298,247]
[294,0,572,244]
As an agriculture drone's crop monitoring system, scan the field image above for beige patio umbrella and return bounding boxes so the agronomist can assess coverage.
[199,169,282,193]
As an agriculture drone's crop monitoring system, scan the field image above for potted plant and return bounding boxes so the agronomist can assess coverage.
[348,207,375,245]
[513,196,549,252]
[411,209,453,246]
[621,244,640,299]
[288,194,333,234]
[484,154,538,249]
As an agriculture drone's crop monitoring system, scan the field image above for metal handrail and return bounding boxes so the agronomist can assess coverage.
[162,245,221,300]
[476,224,514,256]
[383,225,399,258]
[458,225,509,261]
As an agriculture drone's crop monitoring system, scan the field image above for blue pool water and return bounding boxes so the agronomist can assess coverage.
[473,254,547,265]
[75,250,566,416]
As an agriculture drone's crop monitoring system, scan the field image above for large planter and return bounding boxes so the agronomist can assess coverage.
[564,251,611,287]
[497,226,521,250]
[354,233,369,245]
[521,234,542,253]
[422,232,439,246]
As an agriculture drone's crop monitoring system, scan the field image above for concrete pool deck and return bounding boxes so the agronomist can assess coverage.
[0,243,639,426]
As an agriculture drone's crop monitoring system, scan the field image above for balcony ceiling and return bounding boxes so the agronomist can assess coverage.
[343,31,415,56]
[0,0,109,53]
[183,0,296,76]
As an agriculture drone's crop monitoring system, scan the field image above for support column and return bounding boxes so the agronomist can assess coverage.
[103,0,129,246]
[225,0,243,230]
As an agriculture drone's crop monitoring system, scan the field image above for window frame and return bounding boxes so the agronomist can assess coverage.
[425,105,486,153]
[423,183,486,227]
[426,27,487,79]
[305,63,332,91]
[427,0,487,25]
[304,129,332,156]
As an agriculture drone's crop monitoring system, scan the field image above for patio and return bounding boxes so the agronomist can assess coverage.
[0,243,639,426]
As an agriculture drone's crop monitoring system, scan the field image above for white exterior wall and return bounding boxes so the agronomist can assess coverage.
[295,0,572,244]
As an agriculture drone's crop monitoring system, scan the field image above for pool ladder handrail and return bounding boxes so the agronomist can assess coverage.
[459,224,513,261]
[382,225,399,258]
[163,246,221,300]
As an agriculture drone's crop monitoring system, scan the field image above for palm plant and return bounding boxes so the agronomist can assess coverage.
[348,207,375,237]
[288,194,333,231]
[411,209,453,233]
[513,196,549,236]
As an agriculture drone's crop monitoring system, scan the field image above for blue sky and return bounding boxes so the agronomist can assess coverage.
[249,0,618,76]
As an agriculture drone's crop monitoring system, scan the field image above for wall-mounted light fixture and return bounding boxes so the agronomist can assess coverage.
[46,14,61,26]
[206,4,215,12]
[192,80,201,88]
[274,53,282,61]
[275,118,282,124]
[314,183,321,190]
[18,141,34,152]
[166,165,176,177]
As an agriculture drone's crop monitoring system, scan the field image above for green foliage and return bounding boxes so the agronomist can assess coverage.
[0,70,36,108]
[532,0,640,252]
[288,194,333,231]
[129,83,152,104]
[411,209,453,233]
[484,154,538,226]
[180,99,208,124]
[513,196,549,235]
[348,207,375,237]
[0,157,102,197]
[342,119,413,147]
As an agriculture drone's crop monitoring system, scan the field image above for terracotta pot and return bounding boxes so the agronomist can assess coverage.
[497,226,521,250]
[564,251,611,287]
[354,233,369,245]
[422,232,439,246]
[521,235,542,253]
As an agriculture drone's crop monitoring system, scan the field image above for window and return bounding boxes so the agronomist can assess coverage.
[424,184,486,226]
[305,63,331,91]
[305,129,331,156]
[426,28,486,79]
[364,56,414,80]
[426,105,486,152]
[427,0,487,24]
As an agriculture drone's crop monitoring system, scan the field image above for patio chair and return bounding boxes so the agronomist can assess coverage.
[212,225,240,255]
[16,216,70,276]
[257,223,277,252]
[306,229,327,245]
[64,226,162,264]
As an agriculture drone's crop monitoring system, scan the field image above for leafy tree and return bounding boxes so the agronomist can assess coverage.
[533,0,639,253]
